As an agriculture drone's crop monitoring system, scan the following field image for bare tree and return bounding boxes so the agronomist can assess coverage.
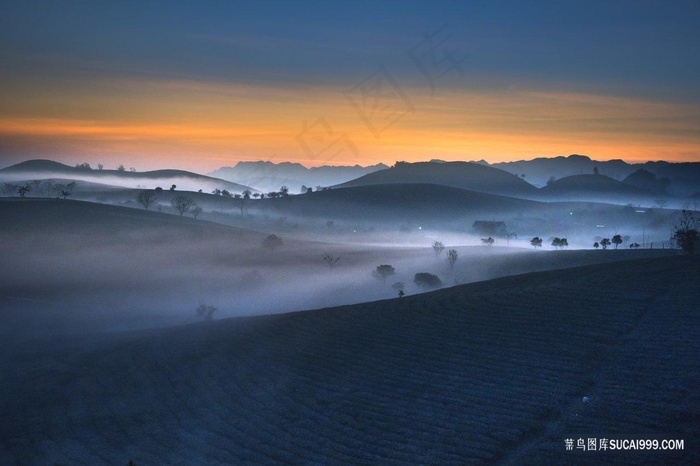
[446,249,458,269]
[171,195,195,216]
[372,265,396,283]
[232,195,250,215]
[137,190,157,210]
[323,253,340,271]
[17,185,30,198]
[671,210,699,254]
[3,183,19,196]
[191,206,203,219]
[432,241,445,257]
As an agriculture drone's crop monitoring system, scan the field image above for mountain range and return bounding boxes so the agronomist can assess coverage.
[481,154,700,196]
[209,161,388,194]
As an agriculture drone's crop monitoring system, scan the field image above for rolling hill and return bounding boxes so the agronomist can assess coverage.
[0,159,255,193]
[336,161,540,199]
[260,183,538,224]
[1,254,697,464]
[540,174,656,204]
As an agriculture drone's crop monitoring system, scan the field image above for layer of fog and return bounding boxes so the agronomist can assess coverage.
[0,218,677,342]
[0,172,250,194]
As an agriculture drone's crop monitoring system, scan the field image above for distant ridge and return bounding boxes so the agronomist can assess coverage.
[488,154,700,196]
[209,160,389,193]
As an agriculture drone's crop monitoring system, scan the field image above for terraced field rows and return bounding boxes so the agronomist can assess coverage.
[1,256,698,464]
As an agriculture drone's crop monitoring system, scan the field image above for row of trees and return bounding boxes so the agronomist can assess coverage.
[370,264,441,297]
[432,241,459,268]
[75,162,135,172]
[4,180,75,198]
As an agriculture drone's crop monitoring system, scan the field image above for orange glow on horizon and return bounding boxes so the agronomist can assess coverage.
[1,77,699,171]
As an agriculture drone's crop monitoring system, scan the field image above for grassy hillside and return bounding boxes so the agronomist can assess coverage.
[262,183,537,223]
[1,255,697,464]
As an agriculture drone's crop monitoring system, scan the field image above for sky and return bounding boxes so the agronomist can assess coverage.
[1,0,699,172]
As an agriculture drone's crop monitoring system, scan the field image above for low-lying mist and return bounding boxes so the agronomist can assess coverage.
[0,206,677,342]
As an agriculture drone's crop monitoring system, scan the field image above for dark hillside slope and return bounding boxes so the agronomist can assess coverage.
[541,174,655,203]
[1,255,697,464]
[337,161,539,198]
[264,183,537,223]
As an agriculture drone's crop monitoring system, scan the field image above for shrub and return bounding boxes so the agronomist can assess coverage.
[414,272,442,289]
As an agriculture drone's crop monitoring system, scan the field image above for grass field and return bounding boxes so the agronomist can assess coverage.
[1,255,697,464]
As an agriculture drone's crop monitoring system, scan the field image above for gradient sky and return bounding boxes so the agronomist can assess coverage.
[1,0,699,172]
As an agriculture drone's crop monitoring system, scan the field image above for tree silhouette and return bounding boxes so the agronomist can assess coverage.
[552,238,569,249]
[137,190,157,210]
[671,210,699,254]
[481,237,494,246]
[279,185,289,196]
[17,185,30,198]
[446,249,458,269]
[171,195,195,216]
[530,237,543,248]
[611,234,623,249]
[191,206,203,218]
[593,242,599,249]
[601,238,611,249]
[414,272,442,289]
[196,304,217,321]
[372,264,396,283]
[392,281,405,297]
[323,253,340,271]
[432,241,445,257]
[262,234,283,251]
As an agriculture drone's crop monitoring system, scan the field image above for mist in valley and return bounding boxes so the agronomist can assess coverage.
[0,192,681,342]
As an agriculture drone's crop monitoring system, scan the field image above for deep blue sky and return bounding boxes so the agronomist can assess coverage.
[1,1,699,169]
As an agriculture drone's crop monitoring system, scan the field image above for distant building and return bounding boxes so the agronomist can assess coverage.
[472,221,507,237]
